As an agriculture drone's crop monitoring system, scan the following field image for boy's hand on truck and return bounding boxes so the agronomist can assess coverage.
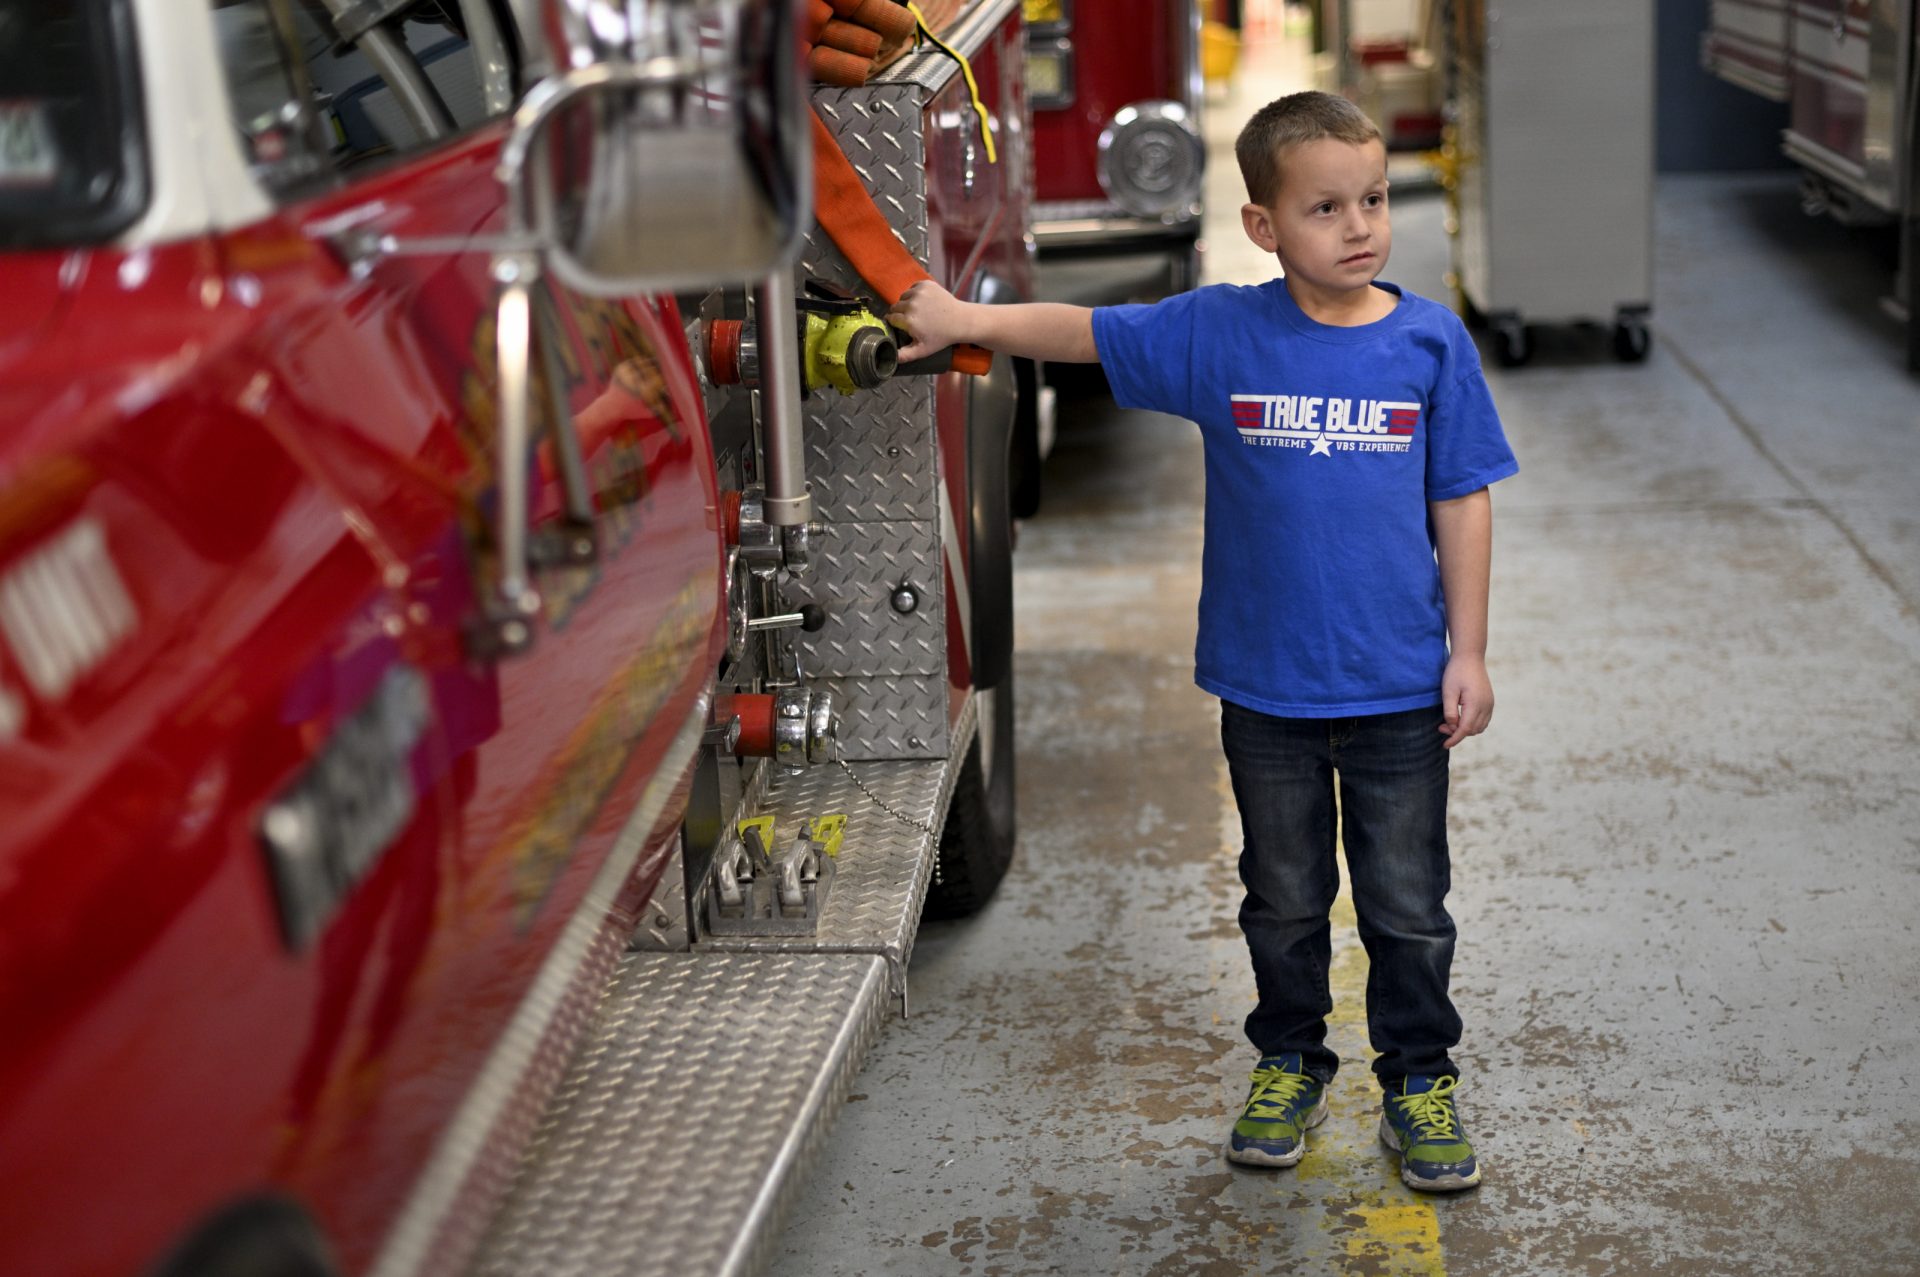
[888,281,971,362]
[888,282,1101,365]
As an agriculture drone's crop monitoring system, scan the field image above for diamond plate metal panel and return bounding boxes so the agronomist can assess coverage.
[787,520,942,678]
[807,90,930,266]
[817,674,950,761]
[375,702,712,1277]
[408,919,624,1277]
[471,951,888,1277]
[702,696,976,997]
[795,217,867,307]
[633,842,690,951]
[794,213,867,307]
[801,376,936,524]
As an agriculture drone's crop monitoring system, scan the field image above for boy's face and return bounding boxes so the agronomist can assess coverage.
[1240,138,1391,297]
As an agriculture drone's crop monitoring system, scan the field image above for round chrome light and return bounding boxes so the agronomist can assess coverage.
[1096,101,1204,221]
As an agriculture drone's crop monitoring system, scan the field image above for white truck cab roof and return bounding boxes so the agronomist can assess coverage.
[127,0,273,245]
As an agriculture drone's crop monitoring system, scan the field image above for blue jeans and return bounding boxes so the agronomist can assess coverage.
[1220,700,1461,1088]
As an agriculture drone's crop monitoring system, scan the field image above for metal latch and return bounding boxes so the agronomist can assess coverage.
[705,814,846,936]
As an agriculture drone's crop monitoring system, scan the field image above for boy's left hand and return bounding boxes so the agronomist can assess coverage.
[1438,655,1494,749]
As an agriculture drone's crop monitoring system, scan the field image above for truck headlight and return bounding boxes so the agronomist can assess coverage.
[1096,101,1204,221]
[1025,38,1074,109]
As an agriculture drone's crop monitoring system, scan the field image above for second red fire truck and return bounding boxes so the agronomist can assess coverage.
[1023,0,1207,297]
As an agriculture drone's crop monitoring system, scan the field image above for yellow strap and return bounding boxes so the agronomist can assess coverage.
[906,2,998,165]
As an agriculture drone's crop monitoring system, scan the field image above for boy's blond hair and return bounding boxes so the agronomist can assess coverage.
[1234,91,1382,207]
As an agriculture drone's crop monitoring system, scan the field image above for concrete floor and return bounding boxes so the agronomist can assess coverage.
[770,21,1920,1277]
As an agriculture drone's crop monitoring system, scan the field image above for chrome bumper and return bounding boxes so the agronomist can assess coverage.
[1032,199,1200,250]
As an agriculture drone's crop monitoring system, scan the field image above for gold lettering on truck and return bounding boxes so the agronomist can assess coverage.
[502,578,711,927]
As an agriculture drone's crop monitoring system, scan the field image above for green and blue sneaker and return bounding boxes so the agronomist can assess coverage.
[1379,1074,1481,1191]
[1227,1052,1328,1168]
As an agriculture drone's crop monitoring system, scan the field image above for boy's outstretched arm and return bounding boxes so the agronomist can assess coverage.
[1431,487,1495,749]
[888,281,1098,364]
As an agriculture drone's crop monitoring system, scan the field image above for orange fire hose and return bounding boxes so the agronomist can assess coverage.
[828,0,917,40]
[808,112,993,376]
[799,0,993,377]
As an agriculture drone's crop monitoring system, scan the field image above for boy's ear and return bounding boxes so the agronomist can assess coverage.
[1241,202,1279,254]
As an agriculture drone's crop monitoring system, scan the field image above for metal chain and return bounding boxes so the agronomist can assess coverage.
[834,758,937,837]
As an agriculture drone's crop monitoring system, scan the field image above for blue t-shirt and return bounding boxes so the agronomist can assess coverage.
[1092,279,1518,718]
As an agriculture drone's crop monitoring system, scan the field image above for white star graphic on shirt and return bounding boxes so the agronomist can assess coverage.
[1309,435,1332,456]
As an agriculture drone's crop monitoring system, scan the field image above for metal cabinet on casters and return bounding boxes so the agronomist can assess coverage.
[1444,0,1655,366]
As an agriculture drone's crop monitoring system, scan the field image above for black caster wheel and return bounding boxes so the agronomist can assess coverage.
[1491,314,1530,368]
[1612,311,1652,362]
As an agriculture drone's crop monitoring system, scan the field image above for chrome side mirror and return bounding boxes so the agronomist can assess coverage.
[501,0,810,294]
[470,0,809,656]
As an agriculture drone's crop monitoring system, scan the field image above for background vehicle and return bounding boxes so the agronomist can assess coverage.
[1024,0,1206,301]
[1700,0,1920,369]
[1014,0,1203,511]
[0,1,1031,1274]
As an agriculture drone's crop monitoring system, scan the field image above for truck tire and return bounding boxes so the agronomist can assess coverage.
[932,276,1024,918]
[151,1199,337,1277]
[1011,356,1044,519]
[968,350,1019,690]
[924,673,1017,919]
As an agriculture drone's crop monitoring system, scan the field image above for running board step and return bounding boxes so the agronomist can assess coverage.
[701,697,976,1008]
[470,951,889,1277]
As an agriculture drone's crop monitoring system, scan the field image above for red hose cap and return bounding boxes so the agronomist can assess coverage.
[707,319,744,386]
[733,694,775,757]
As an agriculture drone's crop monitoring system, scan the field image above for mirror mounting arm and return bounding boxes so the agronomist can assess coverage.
[475,252,544,659]
[469,253,604,661]
[530,290,600,564]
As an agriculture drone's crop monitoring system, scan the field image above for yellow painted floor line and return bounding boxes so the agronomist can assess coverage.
[1215,765,1448,1274]
[1296,884,1448,1276]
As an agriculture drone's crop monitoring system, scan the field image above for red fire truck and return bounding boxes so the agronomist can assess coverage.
[0,2,1032,1274]
[1022,0,1207,298]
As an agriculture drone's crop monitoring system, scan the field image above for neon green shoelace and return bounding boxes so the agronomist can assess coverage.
[1390,1075,1462,1140]
[1245,1066,1313,1119]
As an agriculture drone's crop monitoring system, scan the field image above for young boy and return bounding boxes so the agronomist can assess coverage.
[889,91,1517,1192]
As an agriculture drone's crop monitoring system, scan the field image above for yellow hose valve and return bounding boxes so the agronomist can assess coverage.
[802,307,899,396]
